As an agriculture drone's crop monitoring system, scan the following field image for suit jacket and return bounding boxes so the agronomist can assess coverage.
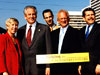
[51,26,81,75]
[0,27,6,34]
[0,33,23,75]
[51,25,81,53]
[17,22,52,75]
[80,22,100,75]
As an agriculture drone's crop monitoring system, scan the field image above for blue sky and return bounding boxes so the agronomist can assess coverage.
[0,0,89,29]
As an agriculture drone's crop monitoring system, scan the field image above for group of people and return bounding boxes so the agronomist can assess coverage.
[0,5,100,75]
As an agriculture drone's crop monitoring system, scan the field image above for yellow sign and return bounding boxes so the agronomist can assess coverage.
[36,52,90,64]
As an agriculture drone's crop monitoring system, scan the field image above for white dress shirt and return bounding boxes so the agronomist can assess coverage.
[58,25,69,54]
[26,22,36,40]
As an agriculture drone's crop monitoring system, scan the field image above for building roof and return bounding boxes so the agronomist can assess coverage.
[69,11,82,15]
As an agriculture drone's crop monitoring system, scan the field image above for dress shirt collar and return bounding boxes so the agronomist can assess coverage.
[26,22,36,29]
[60,25,69,34]
[85,23,94,34]
[26,22,37,38]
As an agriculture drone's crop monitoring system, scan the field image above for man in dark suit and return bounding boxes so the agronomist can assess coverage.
[78,7,100,75]
[17,5,52,75]
[51,9,81,75]
[0,27,6,34]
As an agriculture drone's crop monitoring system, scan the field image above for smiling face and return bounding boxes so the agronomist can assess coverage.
[43,12,54,26]
[83,10,95,25]
[24,8,37,24]
[6,20,18,36]
[57,10,69,28]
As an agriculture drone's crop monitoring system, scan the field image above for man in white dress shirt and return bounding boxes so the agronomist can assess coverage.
[51,9,81,75]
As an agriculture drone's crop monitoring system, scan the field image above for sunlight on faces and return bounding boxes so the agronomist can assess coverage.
[44,12,54,26]
[6,18,19,35]
[24,8,37,24]
[57,10,69,28]
[83,11,95,25]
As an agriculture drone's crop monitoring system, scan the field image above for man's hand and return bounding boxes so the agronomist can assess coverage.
[78,65,82,75]
[45,68,50,75]
[95,64,100,74]
[3,72,9,75]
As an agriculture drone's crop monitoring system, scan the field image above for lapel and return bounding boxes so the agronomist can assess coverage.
[15,39,22,57]
[56,28,60,44]
[23,23,41,47]
[56,29,60,51]
[80,26,86,41]
[87,23,97,40]
[63,26,70,39]
[51,28,60,53]
[80,22,98,46]
[62,26,71,44]
[30,22,41,47]
[61,26,70,51]
[6,33,21,56]
[22,25,29,47]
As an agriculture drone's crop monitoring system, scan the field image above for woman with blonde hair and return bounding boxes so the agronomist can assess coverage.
[0,18,24,75]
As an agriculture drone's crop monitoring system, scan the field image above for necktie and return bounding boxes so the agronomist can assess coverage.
[85,25,90,39]
[58,28,64,54]
[27,26,32,46]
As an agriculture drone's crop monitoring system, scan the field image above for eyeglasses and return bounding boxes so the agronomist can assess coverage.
[59,17,68,20]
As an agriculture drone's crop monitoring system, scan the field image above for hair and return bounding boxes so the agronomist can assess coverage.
[82,7,95,17]
[24,5,37,15]
[42,9,54,18]
[57,9,69,20]
[5,18,19,30]
[6,18,19,25]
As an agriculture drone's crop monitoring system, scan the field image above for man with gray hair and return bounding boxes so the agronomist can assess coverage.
[17,5,52,75]
[51,9,81,75]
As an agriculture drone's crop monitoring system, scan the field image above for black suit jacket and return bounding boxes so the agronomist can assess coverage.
[0,27,6,34]
[51,25,81,53]
[51,26,81,75]
[80,22,100,75]
[17,22,52,75]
